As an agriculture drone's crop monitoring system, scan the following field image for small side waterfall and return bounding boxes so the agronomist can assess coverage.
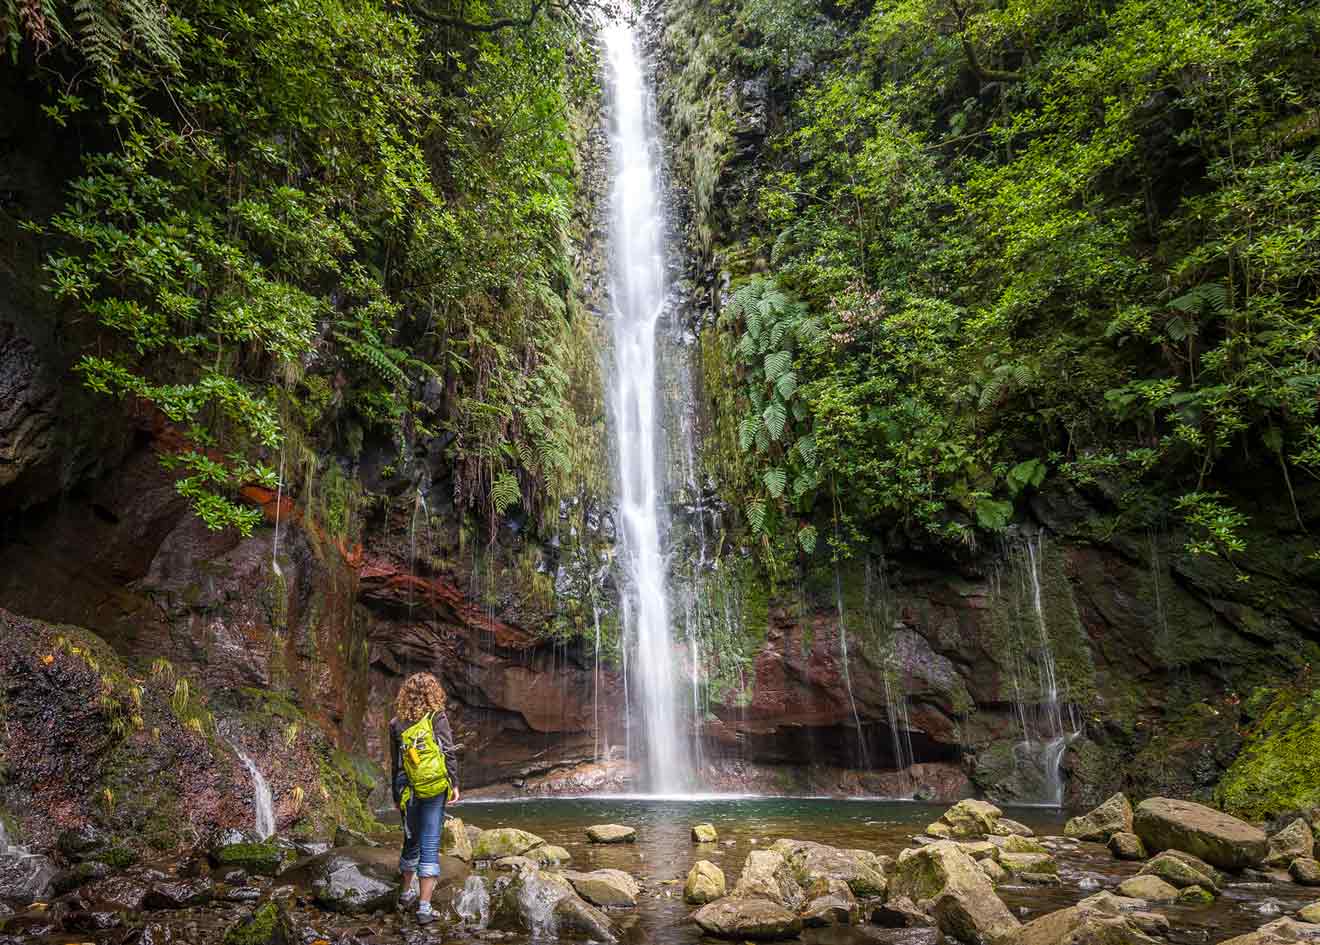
[603,22,692,793]
[233,746,276,839]
[455,874,491,928]
[998,532,1082,805]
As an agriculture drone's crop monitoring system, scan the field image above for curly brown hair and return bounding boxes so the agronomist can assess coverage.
[394,673,446,727]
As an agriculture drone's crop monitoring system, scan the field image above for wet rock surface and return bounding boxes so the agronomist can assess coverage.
[1134,797,1268,870]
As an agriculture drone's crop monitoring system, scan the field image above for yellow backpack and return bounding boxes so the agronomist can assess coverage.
[399,712,450,801]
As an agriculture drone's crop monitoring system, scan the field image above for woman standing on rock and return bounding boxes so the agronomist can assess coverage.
[391,672,460,925]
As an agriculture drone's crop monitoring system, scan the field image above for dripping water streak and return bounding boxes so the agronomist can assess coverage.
[233,746,276,839]
[604,23,691,793]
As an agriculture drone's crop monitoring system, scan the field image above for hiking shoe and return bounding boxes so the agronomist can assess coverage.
[398,889,418,911]
[416,903,436,925]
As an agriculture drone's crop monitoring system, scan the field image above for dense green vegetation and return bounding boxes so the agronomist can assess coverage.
[5,0,607,536]
[688,0,1320,565]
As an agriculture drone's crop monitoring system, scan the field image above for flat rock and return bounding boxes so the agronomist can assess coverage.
[85,874,150,911]
[143,877,214,910]
[1019,895,1161,945]
[1134,797,1268,870]
[475,828,546,859]
[1067,793,1135,842]
[692,897,803,940]
[1118,875,1180,902]
[998,852,1058,876]
[692,823,718,843]
[1218,917,1320,945]
[527,845,571,869]
[586,824,635,844]
[995,818,1035,838]
[297,851,400,914]
[1179,885,1215,904]
[563,869,638,907]
[684,860,725,905]
[1110,832,1148,861]
[1298,903,1320,923]
[800,877,856,927]
[936,799,1004,840]
[221,901,297,945]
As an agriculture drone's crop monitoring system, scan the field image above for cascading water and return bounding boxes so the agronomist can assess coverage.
[603,23,692,793]
[233,746,277,839]
[455,874,491,928]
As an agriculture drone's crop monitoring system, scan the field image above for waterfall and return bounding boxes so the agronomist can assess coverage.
[1002,532,1081,805]
[603,22,692,793]
[833,567,870,769]
[455,874,491,928]
[233,746,276,839]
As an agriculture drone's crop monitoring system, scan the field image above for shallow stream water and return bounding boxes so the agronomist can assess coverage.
[11,798,1318,944]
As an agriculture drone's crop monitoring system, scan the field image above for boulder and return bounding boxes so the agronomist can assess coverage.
[490,866,575,935]
[766,840,887,897]
[997,852,1058,876]
[1179,885,1214,904]
[1110,832,1147,861]
[222,901,296,945]
[979,859,1007,885]
[957,841,998,860]
[1001,835,1049,855]
[891,841,1019,945]
[143,877,215,910]
[51,861,112,895]
[1017,894,1161,945]
[871,895,937,929]
[1117,875,1179,902]
[800,877,856,927]
[56,826,111,863]
[1066,793,1135,842]
[1218,917,1320,945]
[1298,903,1320,924]
[0,852,56,905]
[553,894,618,942]
[442,817,473,861]
[564,869,639,907]
[684,860,725,904]
[1266,820,1315,867]
[996,819,1035,838]
[692,823,718,844]
[332,826,375,848]
[586,824,635,844]
[84,874,150,911]
[692,898,803,940]
[298,851,400,914]
[732,850,805,910]
[1140,851,1221,891]
[495,855,540,872]
[527,844,571,868]
[1133,797,1268,870]
[933,799,1004,840]
[209,840,286,877]
[1291,858,1320,886]
[474,827,546,860]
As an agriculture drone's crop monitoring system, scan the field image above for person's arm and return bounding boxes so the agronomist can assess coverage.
[389,719,406,803]
[434,711,460,796]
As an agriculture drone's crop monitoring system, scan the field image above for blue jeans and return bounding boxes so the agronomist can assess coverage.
[399,793,446,878]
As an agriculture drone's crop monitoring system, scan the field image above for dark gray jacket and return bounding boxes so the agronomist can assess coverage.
[389,711,459,803]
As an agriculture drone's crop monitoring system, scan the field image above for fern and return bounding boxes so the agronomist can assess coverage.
[1169,283,1229,315]
[775,371,797,400]
[797,524,817,554]
[764,466,787,498]
[764,350,792,381]
[763,401,787,440]
[491,471,521,516]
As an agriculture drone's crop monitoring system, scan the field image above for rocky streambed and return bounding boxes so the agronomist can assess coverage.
[1,797,1317,945]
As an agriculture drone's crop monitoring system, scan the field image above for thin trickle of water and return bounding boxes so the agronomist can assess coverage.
[272,448,285,578]
[233,746,276,839]
[834,566,869,769]
[456,874,491,927]
[604,23,691,793]
[592,598,602,761]
[1004,532,1081,806]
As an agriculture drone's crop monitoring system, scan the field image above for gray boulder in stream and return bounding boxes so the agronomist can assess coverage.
[1017,893,1161,945]
[693,898,804,940]
[287,849,401,914]
[1133,797,1267,870]
[732,850,805,910]
[768,839,888,897]
[1066,793,1134,842]
[890,841,1019,945]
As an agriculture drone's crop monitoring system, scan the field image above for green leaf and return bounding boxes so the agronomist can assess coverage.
[764,350,792,381]
[775,371,798,400]
[975,498,1014,530]
[797,524,817,554]
[1006,458,1047,497]
[763,401,787,440]
[764,467,787,498]
[746,498,767,533]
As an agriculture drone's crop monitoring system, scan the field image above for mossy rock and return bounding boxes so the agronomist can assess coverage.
[1217,687,1320,821]
[213,841,287,876]
[223,901,295,945]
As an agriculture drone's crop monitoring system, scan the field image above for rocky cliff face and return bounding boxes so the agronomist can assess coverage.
[1,0,1318,862]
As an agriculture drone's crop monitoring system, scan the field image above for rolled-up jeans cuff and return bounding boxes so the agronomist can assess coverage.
[399,854,419,873]
[417,861,441,878]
